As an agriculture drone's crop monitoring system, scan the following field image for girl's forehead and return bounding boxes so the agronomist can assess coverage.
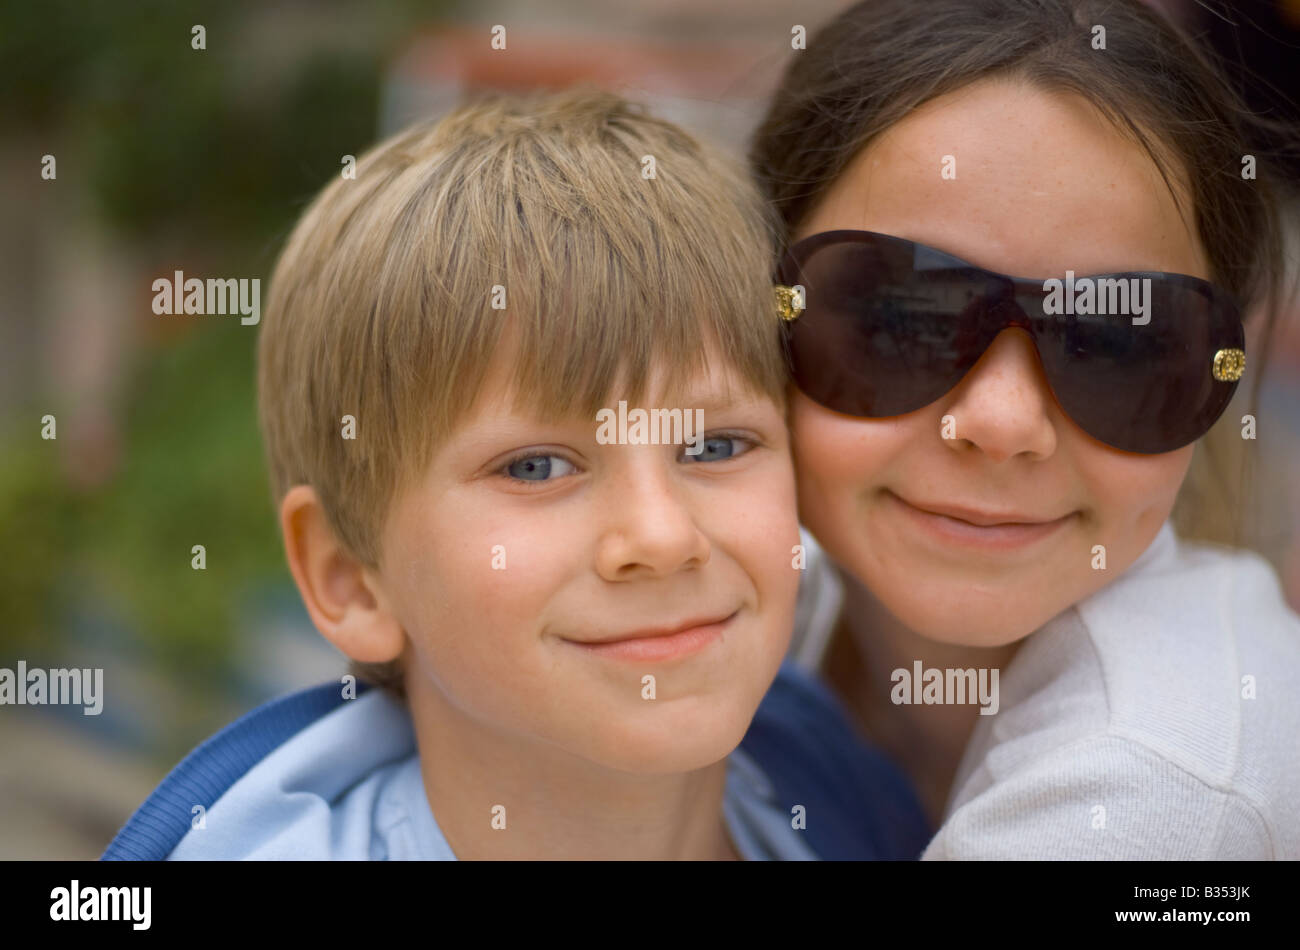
[797,78,1210,282]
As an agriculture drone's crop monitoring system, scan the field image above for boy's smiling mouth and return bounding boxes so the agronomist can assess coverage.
[562,610,739,663]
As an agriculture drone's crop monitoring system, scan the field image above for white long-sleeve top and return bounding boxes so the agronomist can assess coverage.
[789,522,1300,859]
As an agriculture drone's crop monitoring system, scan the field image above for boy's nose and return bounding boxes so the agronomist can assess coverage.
[594,462,711,581]
[940,328,1059,462]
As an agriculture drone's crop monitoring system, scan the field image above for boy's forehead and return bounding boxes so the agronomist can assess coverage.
[493,367,761,423]
[469,320,763,420]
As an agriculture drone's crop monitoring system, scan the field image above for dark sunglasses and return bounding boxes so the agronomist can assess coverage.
[774,229,1245,455]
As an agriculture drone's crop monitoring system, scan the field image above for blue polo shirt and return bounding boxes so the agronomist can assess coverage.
[104,662,931,861]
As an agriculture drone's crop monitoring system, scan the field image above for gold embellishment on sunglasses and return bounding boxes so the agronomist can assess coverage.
[1212,348,1245,382]
[775,285,802,322]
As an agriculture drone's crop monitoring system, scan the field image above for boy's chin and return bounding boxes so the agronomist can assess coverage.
[578,700,763,775]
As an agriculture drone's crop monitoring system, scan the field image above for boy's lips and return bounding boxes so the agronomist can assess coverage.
[579,611,739,644]
[563,610,739,663]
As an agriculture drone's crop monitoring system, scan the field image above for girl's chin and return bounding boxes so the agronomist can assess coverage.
[873,586,1066,647]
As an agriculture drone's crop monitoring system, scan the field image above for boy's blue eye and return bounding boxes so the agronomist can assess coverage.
[504,454,576,481]
[683,436,752,463]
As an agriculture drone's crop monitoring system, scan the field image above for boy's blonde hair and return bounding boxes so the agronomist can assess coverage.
[258,87,788,698]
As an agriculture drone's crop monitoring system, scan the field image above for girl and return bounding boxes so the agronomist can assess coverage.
[753,0,1300,858]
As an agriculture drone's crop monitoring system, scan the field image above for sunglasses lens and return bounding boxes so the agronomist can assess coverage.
[783,238,992,417]
[1034,281,1242,454]
[781,233,1244,454]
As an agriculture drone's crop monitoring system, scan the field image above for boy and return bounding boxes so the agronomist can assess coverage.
[104,89,929,860]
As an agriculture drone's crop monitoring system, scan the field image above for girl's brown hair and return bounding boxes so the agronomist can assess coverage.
[749,0,1298,550]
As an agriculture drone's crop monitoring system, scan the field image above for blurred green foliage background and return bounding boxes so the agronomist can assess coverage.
[0,0,442,689]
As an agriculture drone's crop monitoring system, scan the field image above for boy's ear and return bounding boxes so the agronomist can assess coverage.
[279,485,405,663]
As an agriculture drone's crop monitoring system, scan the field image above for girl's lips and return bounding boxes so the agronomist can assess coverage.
[886,490,1076,552]
[565,612,736,663]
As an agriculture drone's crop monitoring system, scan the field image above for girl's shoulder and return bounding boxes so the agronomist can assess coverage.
[932,522,1300,859]
[1074,522,1300,707]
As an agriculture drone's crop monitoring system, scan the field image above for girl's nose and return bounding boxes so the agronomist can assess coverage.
[939,328,1059,462]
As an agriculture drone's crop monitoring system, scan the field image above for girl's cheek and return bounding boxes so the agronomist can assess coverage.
[1074,437,1193,530]
[791,389,1195,585]
[789,394,917,537]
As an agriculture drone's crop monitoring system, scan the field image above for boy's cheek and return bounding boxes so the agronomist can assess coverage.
[734,457,802,552]
[398,559,558,706]
[710,463,802,633]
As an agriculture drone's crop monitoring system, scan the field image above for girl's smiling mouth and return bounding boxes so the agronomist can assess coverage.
[885,489,1078,552]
